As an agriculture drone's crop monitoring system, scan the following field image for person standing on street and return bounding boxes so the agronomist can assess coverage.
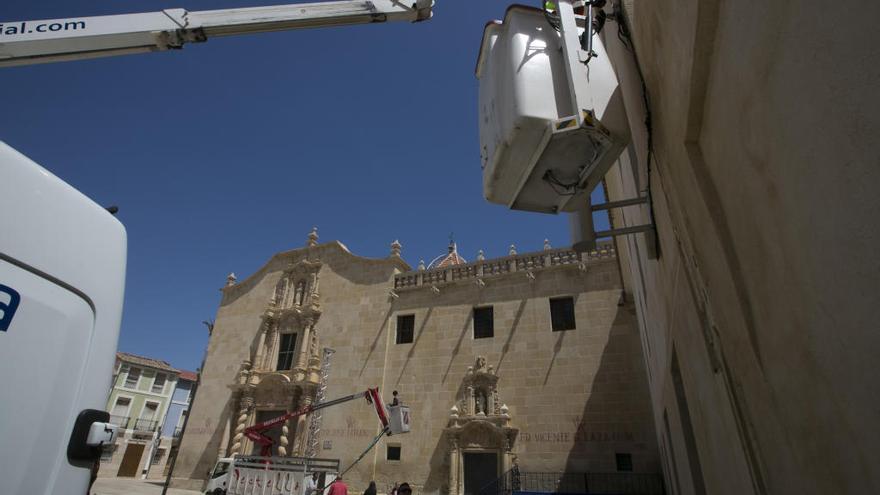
[328,474,349,495]
[365,480,377,495]
[305,471,321,495]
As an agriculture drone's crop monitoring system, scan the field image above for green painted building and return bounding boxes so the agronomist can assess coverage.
[101,352,180,478]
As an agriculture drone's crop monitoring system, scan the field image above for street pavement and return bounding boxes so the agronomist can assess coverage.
[92,478,203,495]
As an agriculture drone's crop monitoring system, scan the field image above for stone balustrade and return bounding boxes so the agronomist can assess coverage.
[393,243,616,290]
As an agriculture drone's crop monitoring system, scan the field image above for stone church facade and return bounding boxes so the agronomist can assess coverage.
[170,230,659,493]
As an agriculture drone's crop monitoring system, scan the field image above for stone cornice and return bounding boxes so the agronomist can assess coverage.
[222,241,411,300]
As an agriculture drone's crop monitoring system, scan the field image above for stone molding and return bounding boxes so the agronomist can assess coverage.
[221,241,411,302]
[444,356,518,495]
[394,243,616,291]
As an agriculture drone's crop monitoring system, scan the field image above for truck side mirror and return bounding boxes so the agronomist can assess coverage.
[67,409,113,466]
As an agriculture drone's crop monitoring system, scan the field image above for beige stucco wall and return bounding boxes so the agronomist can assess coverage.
[602,1,880,494]
[171,240,658,492]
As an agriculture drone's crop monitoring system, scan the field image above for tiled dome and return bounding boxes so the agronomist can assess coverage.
[427,241,467,269]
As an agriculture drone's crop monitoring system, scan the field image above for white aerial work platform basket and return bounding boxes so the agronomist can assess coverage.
[476,3,629,215]
[387,405,411,435]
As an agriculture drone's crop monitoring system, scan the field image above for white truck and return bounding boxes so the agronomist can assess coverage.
[0,2,431,494]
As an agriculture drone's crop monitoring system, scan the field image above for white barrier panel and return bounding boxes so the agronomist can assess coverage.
[227,457,339,495]
[229,464,302,495]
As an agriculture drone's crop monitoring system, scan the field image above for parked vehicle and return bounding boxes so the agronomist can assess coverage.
[0,142,126,494]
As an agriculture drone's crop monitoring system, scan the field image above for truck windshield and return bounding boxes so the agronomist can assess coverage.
[212,462,230,479]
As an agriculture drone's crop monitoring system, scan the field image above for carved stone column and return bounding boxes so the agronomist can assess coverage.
[307,327,321,382]
[502,434,512,474]
[254,324,268,371]
[292,394,313,456]
[265,322,280,370]
[310,271,320,300]
[310,328,320,362]
[296,323,312,370]
[230,394,253,455]
[265,327,280,371]
[447,436,459,495]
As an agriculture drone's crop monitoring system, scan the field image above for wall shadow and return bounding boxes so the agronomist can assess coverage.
[423,379,470,494]
[424,429,450,494]
[559,302,659,478]
[359,307,394,377]
[495,299,527,375]
[442,310,474,384]
[395,307,434,385]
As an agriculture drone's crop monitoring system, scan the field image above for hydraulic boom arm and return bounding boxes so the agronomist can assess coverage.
[244,387,388,457]
[0,0,433,67]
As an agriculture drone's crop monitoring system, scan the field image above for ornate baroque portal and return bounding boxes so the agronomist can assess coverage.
[445,357,518,495]
[228,255,324,457]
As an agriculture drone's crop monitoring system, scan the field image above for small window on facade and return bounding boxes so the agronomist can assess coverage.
[473,306,494,339]
[111,397,130,418]
[387,445,401,461]
[152,373,166,393]
[396,314,415,344]
[125,367,141,388]
[276,333,297,371]
[141,402,158,420]
[550,297,576,331]
[616,453,633,472]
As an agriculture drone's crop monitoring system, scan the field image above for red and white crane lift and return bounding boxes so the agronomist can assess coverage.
[244,387,410,457]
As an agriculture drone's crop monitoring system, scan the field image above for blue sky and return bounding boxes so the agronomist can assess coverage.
[1,0,608,371]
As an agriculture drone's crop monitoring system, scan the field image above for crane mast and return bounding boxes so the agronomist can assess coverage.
[305,347,336,458]
[0,0,433,67]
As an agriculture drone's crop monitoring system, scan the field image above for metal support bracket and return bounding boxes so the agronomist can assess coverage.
[591,195,648,211]
[595,224,654,238]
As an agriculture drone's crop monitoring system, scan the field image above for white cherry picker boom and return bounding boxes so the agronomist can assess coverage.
[0,0,433,67]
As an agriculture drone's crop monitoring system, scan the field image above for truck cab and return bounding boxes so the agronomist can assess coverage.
[205,457,233,494]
